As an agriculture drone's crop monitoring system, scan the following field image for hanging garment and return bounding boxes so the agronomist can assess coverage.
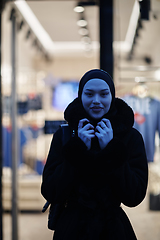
[123,95,160,162]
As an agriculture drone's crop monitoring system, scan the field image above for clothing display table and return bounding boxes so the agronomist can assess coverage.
[148,163,160,210]
[2,166,44,211]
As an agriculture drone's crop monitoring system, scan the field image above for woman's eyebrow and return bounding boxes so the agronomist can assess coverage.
[101,89,110,91]
[85,89,93,91]
[85,88,109,91]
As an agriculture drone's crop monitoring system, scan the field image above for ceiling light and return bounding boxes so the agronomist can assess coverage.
[77,19,87,27]
[74,6,84,13]
[135,77,146,83]
[81,36,91,43]
[154,69,160,80]
[14,0,55,52]
[138,66,147,71]
[18,20,25,31]
[78,28,89,35]
[26,29,31,39]
[84,43,92,52]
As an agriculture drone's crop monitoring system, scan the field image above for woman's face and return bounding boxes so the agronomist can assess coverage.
[81,78,112,119]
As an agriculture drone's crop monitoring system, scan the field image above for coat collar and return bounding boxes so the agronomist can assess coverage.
[110,98,134,135]
[64,97,134,135]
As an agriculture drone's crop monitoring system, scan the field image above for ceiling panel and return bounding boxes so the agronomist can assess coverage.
[27,1,99,42]
[16,0,160,65]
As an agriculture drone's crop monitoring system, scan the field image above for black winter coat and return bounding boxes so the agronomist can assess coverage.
[41,98,148,240]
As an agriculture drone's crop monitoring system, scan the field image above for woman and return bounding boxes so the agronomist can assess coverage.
[41,69,148,240]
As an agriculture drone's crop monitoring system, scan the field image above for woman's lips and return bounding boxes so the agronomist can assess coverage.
[91,107,103,112]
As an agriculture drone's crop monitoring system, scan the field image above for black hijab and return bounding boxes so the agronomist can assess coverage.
[64,69,117,129]
[78,69,115,105]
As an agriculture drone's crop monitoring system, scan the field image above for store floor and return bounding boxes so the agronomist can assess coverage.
[3,192,160,240]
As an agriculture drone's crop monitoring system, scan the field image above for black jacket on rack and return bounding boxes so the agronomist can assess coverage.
[41,97,148,240]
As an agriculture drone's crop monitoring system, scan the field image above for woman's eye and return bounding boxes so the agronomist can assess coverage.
[101,92,108,97]
[86,92,93,97]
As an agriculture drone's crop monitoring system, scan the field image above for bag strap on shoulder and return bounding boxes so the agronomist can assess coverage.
[60,123,73,146]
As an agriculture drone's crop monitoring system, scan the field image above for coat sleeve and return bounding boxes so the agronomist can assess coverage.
[96,128,148,207]
[41,128,79,204]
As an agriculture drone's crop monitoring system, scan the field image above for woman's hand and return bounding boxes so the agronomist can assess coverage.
[78,118,95,150]
[95,118,113,149]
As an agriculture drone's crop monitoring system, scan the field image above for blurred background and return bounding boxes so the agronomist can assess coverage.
[1,0,160,240]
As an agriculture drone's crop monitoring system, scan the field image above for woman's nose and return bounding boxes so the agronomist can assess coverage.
[93,94,100,103]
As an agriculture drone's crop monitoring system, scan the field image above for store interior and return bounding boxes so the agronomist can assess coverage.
[2,0,160,211]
